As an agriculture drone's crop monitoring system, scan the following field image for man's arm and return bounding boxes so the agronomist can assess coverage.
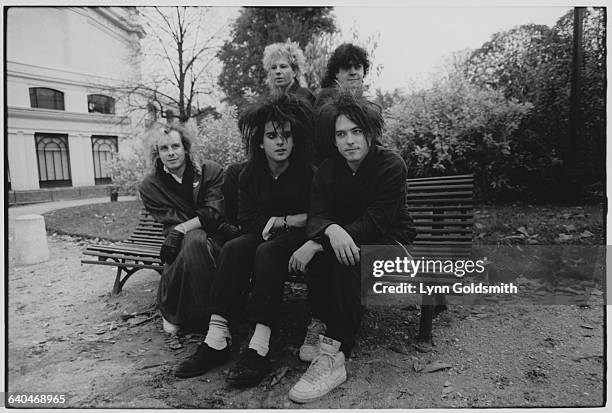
[194,161,225,234]
[306,164,360,266]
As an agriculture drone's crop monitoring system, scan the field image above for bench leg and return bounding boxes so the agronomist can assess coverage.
[417,293,448,348]
[112,266,125,294]
[112,266,140,294]
[418,296,434,343]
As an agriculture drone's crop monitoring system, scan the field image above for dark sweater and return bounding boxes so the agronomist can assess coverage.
[238,161,313,236]
[307,144,415,246]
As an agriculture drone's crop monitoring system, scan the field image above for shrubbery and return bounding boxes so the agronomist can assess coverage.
[194,107,246,168]
[382,74,534,199]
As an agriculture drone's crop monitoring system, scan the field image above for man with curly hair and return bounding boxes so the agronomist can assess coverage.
[319,43,370,98]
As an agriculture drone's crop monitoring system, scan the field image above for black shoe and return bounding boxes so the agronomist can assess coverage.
[175,342,230,379]
[226,348,270,387]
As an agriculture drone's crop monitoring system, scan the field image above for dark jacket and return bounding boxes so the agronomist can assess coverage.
[287,81,315,105]
[139,159,225,236]
[307,144,415,246]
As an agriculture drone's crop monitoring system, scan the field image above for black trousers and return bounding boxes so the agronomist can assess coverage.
[209,230,308,330]
[157,229,218,329]
[305,249,363,357]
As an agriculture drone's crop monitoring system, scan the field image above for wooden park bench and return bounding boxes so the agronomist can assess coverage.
[81,209,165,294]
[374,174,475,345]
[82,174,474,343]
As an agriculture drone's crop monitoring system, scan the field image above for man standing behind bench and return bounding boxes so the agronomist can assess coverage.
[287,91,416,403]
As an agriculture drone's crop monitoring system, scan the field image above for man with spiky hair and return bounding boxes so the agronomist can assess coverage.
[174,95,316,386]
[287,92,415,403]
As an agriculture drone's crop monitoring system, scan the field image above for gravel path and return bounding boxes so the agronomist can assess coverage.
[6,233,605,408]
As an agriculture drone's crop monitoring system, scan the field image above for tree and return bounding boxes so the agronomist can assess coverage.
[217,7,336,107]
[103,7,232,125]
[461,8,606,196]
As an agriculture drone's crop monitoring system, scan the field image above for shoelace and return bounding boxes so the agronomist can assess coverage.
[301,353,334,384]
[304,321,325,345]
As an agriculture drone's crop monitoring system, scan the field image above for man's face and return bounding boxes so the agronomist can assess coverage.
[157,130,186,174]
[270,57,295,88]
[260,121,294,164]
[334,114,370,170]
[335,63,364,90]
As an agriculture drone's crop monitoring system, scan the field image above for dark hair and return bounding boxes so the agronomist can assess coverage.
[321,43,370,89]
[316,90,383,157]
[238,94,314,180]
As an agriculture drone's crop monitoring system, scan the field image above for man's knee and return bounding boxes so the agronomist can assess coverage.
[254,240,286,261]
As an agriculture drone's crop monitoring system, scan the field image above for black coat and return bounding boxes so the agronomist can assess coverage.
[139,159,225,236]
[307,144,415,246]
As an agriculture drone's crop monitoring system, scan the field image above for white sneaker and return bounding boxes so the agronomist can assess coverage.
[162,317,180,335]
[289,335,347,403]
[299,318,327,362]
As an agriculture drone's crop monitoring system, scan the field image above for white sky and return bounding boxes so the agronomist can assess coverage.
[333,6,571,92]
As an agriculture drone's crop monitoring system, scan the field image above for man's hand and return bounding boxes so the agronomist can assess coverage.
[324,224,360,266]
[160,229,184,264]
[288,240,323,274]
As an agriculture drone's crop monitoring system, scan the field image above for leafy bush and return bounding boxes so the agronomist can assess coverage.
[382,74,534,199]
[107,152,149,196]
[194,106,246,168]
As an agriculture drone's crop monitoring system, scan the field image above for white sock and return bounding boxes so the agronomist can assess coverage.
[204,314,230,350]
[248,323,271,357]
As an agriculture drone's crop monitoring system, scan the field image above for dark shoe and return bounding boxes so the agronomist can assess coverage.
[175,342,230,378]
[226,348,270,387]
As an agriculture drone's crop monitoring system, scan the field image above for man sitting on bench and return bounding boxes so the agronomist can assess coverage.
[286,91,416,403]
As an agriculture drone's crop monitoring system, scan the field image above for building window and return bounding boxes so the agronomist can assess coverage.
[29,87,65,110]
[88,94,115,114]
[35,133,72,188]
[91,136,118,185]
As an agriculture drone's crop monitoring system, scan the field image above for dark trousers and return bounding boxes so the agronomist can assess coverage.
[305,249,363,357]
[158,229,217,329]
[209,230,308,330]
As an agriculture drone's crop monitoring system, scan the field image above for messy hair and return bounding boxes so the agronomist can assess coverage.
[316,89,383,157]
[321,43,370,89]
[262,40,307,91]
[238,94,314,176]
[148,122,196,171]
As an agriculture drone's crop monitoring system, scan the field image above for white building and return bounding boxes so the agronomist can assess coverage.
[6,7,145,204]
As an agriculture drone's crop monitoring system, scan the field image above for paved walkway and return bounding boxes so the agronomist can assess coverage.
[7,196,137,237]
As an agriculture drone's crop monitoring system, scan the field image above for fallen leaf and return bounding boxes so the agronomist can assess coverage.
[421,361,452,373]
[580,231,594,238]
[413,361,423,373]
[442,386,454,395]
[270,366,289,387]
[555,233,573,243]
[390,345,410,355]
[563,224,576,232]
[517,226,530,236]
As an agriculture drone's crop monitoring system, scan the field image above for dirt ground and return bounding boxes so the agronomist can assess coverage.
[7,233,606,409]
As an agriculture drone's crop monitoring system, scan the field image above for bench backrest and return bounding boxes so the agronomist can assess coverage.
[406,174,474,259]
[128,210,165,246]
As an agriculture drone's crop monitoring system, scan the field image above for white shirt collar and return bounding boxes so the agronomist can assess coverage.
[163,165,183,184]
